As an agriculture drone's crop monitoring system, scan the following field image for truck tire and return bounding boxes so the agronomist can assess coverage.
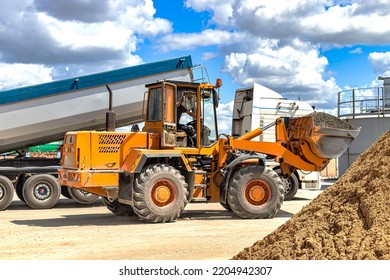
[227,165,284,219]
[61,186,72,199]
[0,175,14,210]
[133,164,188,223]
[276,169,299,201]
[103,198,135,216]
[22,174,61,209]
[68,188,100,204]
[16,176,27,203]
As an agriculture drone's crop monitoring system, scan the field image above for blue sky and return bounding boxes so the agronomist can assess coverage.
[1,0,390,132]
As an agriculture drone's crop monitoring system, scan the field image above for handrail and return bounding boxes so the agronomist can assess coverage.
[337,86,389,118]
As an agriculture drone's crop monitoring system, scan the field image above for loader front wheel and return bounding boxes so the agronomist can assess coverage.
[227,166,284,219]
[133,164,188,223]
[103,198,135,216]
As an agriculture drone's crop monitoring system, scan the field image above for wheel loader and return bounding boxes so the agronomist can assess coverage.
[58,79,360,222]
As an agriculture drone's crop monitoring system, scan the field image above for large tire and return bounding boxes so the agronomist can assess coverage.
[61,186,72,199]
[22,174,61,209]
[276,169,299,201]
[133,164,188,223]
[0,175,14,210]
[68,188,100,204]
[220,202,232,212]
[16,176,27,203]
[227,165,284,219]
[103,198,135,216]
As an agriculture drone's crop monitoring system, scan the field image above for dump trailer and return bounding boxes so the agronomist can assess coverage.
[232,83,321,200]
[0,56,194,210]
[58,78,360,222]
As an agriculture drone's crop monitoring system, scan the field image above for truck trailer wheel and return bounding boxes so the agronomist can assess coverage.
[68,188,100,204]
[61,186,72,199]
[276,169,299,201]
[22,174,61,209]
[103,198,135,216]
[0,175,14,210]
[133,164,188,223]
[227,165,284,219]
[16,176,27,203]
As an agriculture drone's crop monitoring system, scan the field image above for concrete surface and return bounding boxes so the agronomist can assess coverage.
[0,185,330,260]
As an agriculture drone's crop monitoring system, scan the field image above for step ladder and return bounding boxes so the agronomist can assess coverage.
[192,170,207,202]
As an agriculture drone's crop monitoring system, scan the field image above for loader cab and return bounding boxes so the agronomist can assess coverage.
[143,80,220,149]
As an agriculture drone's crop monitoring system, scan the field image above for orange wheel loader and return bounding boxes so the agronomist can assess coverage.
[58,79,360,223]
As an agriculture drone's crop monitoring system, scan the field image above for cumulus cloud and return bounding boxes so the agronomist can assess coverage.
[0,0,170,89]
[368,52,390,77]
[163,0,390,113]
[216,101,234,134]
[0,63,53,90]
[221,40,340,109]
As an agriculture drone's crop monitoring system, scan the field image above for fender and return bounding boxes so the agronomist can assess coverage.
[118,149,194,204]
[219,152,266,205]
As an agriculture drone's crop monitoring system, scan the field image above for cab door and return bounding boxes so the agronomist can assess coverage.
[144,82,177,148]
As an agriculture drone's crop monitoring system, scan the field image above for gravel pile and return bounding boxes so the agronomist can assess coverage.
[233,130,390,260]
[310,112,357,130]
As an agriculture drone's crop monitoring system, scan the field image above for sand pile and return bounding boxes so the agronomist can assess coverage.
[310,112,357,130]
[233,130,390,260]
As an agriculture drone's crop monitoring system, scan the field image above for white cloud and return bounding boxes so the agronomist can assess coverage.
[368,52,390,77]
[221,40,340,109]
[158,29,246,52]
[163,0,390,111]
[349,47,363,54]
[0,63,53,90]
[38,13,130,52]
[0,0,171,89]
[185,0,235,26]
[216,101,234,135]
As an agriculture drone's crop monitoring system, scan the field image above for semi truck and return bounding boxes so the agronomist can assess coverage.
[0,56,194,210]
[58,74,360,223]
[231,83,321,200]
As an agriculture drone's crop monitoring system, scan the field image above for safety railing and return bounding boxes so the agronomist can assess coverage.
[337,86,390,118]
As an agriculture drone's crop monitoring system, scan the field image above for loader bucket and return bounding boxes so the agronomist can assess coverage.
[312,126,361,158]
[287,115,361,160]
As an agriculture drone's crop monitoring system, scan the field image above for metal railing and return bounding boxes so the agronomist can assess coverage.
[337,86,390,118]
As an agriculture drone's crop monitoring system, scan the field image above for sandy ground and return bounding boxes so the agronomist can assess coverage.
[0,186,329,260]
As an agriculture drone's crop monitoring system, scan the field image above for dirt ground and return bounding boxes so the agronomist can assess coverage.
[0,187,326,260]
[234,130,390,260]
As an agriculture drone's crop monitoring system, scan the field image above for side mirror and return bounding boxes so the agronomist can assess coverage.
[213,89,219,108]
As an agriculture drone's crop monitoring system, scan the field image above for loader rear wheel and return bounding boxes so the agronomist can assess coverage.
[133,164,188,223]
[22,174,61,209]
[0,176,14,210]
[103,198,135,216]
[227,165,284,219]
[68,188,100,204]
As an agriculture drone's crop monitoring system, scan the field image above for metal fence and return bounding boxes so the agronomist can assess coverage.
[337,86,390,118]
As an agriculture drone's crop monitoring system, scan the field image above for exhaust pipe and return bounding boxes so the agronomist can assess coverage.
[105,84,116,132]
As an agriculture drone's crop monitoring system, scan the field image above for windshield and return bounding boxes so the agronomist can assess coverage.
[147,87,162,121]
